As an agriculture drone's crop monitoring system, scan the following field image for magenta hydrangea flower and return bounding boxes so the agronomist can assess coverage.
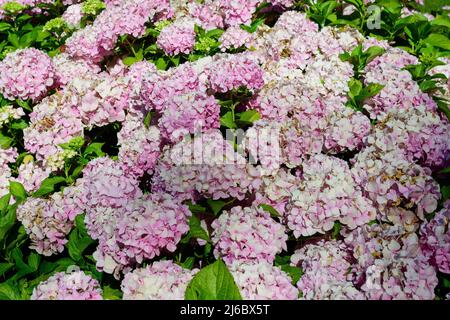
[211,206,287,264]
[93,193,190,276]
[66,0,171,62]
[364,47,436,119]
[351,146,441,220]
[188,1,224,30]
[367,105,450,169]
[121,261,198,300]
[291,240,364,300]
[152,130,261,201]
[157,18,196,56]
[219,0,261,27]
[219,26,254,52]
[252,168,298,216]
[345,220,438,300]
[16,161,51,193]
[62,3,84,27]
[117,113,161,178]
[285,154,376,237]
[16,186,83,256]
[0,147,17,197]
[65,73,127,128]
[23,93,84,171]
[81,157,142,239]
[53,53,101,88]
[31,271,102,300]
[0,48,55,102]
[158,92,221,142]
[420,200,450,274]
[205,53,265,93]
[229,261,299,300]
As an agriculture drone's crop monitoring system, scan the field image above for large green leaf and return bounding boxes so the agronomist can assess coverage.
[0,282,21,300]
[424,34,450,51]
[185,260,242,300]
[9,181,27,202]
[32,176,66,198]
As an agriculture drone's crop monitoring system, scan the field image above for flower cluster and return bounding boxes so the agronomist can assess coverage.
[31,271,103,300]
[229,261,299,300]
[420,201,450,274]
[3,1,449,301]
[157,18,196,56]
[291,240,364,300]
[285,154,377,237]
[93,193,190,276]
[16,186,82,256]
[211,206,287,264]
[152,130,261,201]
[0,48,55,101]
[0,147,17,197]
[121,261,198,300]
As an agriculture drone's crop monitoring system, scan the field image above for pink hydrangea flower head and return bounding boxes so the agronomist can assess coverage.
[211,206,287,264]
[121,261,198,299]
[229,261,299,300]
[157,18,196,56]
[0,48,55,102]
[31,271,102,300]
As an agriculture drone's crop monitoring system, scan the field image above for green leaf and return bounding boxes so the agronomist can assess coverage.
[365,46,386,65]
[188,203,206,214]
[424,34,450,51]
[187,215,210,243]
[0,263,13,277]
[0,282,21,300]
[83,142,105,158]
[11,248,34,278]
[358,83,385,101]
[442,276,450,288]
[185,260,242,300]
[237,110,261,124]
[431,15,450,29]
[33,176,66,197]
[67,215,95,261]
[10,119,28,130]
[155,58,167,70]
[102,286,123,300]
[0,206,17,242]
[59,136,84,151]
[9,181,27,202]
[0,22,11,32]
[205,28,224,38]
[441,185,450,202]
[75,214,89,236]
[220,112,236,129]
[440,166,450,174]
[348,79,363,97]
[207,199,228,216]
[27,252,41,272]
[15,99,31,112]
[0,194,10,213]
[259,204,281,218]
[178,257,195,270]
[332,221,341,239]
[123,56,137,66]
[7,33,20,48]
[143,111,152,129]
[19,30,37,48]
[280,265,303,285]
[419,80,439,92]
[0,133,13,149]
